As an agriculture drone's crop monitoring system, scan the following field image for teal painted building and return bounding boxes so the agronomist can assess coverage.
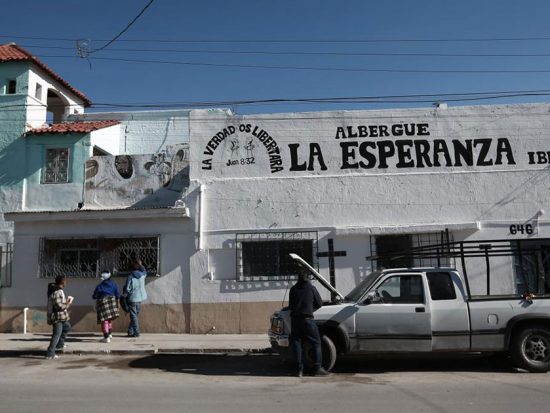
[0,43,111,243]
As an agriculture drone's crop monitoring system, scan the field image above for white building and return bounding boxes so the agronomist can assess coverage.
[3,76,550,333]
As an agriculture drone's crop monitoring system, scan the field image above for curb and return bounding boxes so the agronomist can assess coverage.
[0,348,274,357]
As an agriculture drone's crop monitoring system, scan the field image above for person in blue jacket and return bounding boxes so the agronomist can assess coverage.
[92,271,121,343]
[123,258,148,337]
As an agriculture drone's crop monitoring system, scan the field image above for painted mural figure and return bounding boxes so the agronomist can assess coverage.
[230,138,240,158]
[145,153,172,186]
[244,138,255,158]
[169,149,189,191]
[92,270,121,343]
[115,155,133,179]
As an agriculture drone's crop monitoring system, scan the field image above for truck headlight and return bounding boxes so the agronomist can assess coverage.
[270,316,284,335]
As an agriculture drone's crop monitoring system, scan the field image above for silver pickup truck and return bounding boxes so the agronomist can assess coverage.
[269,253,550,372]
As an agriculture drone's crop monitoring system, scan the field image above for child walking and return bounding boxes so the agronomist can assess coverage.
[92,271,121,343]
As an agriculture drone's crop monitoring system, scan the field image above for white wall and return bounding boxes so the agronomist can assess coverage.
[3,212,194,308]
[185,104,550,302]
[90,126,121,155]
[71,109,218,154]
[26,68,85,127]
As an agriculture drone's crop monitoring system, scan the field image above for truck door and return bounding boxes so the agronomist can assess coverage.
[355,272,432,352]
[428,271,470,351]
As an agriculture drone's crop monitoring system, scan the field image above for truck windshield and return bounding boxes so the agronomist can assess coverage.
[345,271,382,302]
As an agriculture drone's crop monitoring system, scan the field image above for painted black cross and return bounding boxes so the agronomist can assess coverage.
[317,238,347,300]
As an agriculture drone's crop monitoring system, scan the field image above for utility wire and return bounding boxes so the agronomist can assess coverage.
[17,44,550,58]
[1,89,550,114]
[39,55,550,73]
[5,33,550,43]
[89,0,156,54]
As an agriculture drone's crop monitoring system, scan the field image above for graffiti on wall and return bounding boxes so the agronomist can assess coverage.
[84,144,189,208]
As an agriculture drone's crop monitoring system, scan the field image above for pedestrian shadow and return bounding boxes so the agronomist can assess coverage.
[128,353,293,377]
[8,333,101,343]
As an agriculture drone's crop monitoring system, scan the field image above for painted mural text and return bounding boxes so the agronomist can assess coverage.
[335,123,431,139]
[339,138,516,169]
[202,124,283,173]
[334,123,516,169]
[528,152,550,164]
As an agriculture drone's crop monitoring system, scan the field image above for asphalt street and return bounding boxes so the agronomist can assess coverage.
[1,353,550,413]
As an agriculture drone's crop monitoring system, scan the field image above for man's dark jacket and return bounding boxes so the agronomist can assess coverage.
[289,279,323,318]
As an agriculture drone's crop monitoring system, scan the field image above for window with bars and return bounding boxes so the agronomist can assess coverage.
[370,232,454,270]
[236,231,318,281]
[39,237,159,278]
[42,148,69,184]
[512,239,550,295]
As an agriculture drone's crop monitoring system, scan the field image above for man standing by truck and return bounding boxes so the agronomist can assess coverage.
[289,270,330,377]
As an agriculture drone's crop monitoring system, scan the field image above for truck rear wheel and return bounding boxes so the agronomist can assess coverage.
[511,325,550,372]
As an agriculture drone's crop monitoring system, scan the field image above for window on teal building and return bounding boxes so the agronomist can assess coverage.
[7,80,16,94]
[42,148,70,184]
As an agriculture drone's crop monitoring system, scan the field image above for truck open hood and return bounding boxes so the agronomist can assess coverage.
[289,253,346,301]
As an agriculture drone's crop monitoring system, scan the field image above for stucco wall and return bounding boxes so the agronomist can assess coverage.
[71,109,202,154]
[26,66,85,126]
[24,133,92,211]
[186,104,550,305]
[1,212,194,332]
[0,62,32,241]
[90,125,121,155]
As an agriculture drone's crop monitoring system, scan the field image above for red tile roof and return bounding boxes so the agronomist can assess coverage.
[0,43,91,107]
[26,120,120,135]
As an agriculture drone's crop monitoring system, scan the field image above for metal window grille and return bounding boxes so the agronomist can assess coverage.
[42,148,69,184]
[0,243,13,288]
[39,237,160,278]
[236,231,318,281]
[512,240,550,295]
[369,231,455,271]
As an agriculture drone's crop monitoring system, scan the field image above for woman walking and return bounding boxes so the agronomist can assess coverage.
[92,271,121,343]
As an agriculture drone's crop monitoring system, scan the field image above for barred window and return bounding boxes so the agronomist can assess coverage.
[236,231,318,281]
[512,239,550,295]
[43,148,69,184]
[39,237,159,278]
[370,232,454,271]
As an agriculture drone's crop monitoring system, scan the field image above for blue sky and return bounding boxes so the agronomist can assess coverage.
[3,0,550,114]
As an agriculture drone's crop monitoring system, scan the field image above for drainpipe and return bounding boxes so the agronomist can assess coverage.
[199,184,205,250]
[23,307,29,334]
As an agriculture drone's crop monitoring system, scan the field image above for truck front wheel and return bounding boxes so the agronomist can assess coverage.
[511,325,550,372]
[303,334,337,371]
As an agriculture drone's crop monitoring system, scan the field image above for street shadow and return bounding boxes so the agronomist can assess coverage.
[126,352,518,377]
[333,353,516,374]
[129,353,292,377]
[7,333,100,343]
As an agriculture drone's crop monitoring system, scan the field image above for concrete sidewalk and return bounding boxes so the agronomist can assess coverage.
[0,333,272,356]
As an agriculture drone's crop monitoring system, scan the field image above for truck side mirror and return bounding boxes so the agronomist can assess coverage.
[365,290,382,304]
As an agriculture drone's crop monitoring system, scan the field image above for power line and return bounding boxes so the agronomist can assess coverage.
[5,33,550,43]
[42,55,550,74]
[1,89,550,111]
[89,0,156,54]
[17,44,550,58]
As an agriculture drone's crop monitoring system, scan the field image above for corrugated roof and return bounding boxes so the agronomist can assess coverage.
[26,120,120,135]
[0,43,91,107]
